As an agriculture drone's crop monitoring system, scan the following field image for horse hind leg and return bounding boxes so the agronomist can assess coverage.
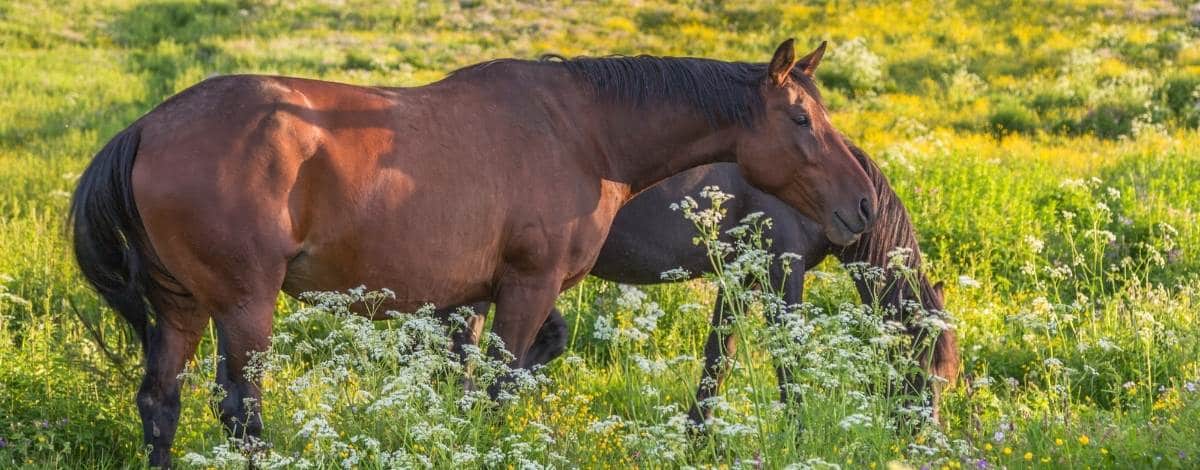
[212,294,279,442]
[139,296,209,468]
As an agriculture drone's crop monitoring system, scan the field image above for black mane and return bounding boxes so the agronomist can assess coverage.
[548,55,769,127]
[837,142,940,314]
[450,54,823,128]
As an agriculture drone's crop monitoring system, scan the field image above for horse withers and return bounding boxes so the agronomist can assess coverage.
[70,39,875,466]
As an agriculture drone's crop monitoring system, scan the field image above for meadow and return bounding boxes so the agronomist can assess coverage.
[2,0,1199,468]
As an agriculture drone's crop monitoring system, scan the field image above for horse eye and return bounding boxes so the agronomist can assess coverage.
[792,114,810,127]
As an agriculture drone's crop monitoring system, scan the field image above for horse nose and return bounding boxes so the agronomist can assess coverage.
[859,197,875,224]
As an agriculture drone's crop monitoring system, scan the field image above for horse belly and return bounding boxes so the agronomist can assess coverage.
[281,173,506,312]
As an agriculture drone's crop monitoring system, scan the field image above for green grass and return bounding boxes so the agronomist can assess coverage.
[2,0,1199,468]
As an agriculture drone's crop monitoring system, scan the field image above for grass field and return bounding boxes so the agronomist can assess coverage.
[2,0,1200,468]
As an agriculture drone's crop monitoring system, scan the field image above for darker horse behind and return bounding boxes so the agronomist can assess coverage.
[455,142,959,426]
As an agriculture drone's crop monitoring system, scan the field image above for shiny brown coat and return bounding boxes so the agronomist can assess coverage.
[70,40,876,466]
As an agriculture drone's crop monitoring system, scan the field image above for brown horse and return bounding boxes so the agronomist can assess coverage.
[70,40,877,466]
[454,141,959,427]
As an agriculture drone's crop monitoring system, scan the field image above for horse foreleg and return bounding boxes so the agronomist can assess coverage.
[139,301,208,468]
[447,302,490,364]
[441,302,489,391]
[485,277,559,399]
[449,301,565,392]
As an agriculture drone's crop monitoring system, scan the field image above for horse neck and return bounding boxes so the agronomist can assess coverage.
[444,59,743,196]
[585,102,740,195]
[836,179,938,317]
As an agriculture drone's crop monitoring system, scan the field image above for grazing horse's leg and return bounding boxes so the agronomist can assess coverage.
[485,277,560,396]
[522,307,568,368]
[212,296,277,441]
[689,262,805,427]
[903,325,958,425]
[140,300,208,468]
[689,288,739,426]
[765,263,805,407]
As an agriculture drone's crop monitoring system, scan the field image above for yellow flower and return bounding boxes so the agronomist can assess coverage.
[1055,438,1064,446]
[1024,452,1033,461]
[1003,447,1013,455]
[1041,457,1051,463]
[985,443,993,451]
[1101,448,1108,455]
[1078,435,1090,446]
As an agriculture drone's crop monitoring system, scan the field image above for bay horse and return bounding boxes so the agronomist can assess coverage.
[455,141,959,425]
[70,40,878,466]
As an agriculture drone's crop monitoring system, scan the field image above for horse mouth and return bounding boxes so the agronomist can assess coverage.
[834,210,865,235]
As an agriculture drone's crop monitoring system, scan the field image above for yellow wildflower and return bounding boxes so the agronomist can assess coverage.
[1024,452,1033,461]
[1078,435,1090,446]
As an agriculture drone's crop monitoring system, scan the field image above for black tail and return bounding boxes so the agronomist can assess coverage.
[69,127,169,354]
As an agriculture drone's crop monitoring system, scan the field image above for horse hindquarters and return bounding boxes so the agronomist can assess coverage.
[129,108,301,462]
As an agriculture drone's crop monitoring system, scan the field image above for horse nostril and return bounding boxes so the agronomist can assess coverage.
[858,198,873,223]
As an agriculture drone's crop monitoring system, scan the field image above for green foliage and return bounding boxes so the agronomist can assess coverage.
[1078,102,1143,139]
[818,38,885,97]
[2,0,1199,468]
[988,98,1040,137]
[1159,73,1200,127]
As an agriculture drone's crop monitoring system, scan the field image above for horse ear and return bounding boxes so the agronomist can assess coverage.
[796,41,827,77]
[768,38,797,86]
[933,281,945,298]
